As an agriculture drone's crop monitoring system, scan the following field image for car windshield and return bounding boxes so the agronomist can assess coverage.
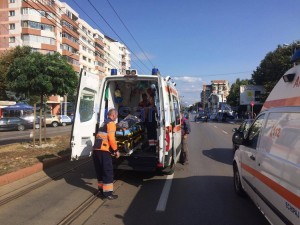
[239,119,253,132]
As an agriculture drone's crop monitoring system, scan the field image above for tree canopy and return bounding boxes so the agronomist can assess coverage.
[251,44,296,101]
[7,52,78,103]
[226,78,251,107]
[0,46,32,100]
[227,43,298,111]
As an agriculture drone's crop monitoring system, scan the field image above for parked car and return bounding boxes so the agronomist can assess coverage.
[209,112,218,121]
[194,110,208,122]
[38,115,60,127]
[232,119,254,152]
[0,117,37,131]
[57,115,72,126]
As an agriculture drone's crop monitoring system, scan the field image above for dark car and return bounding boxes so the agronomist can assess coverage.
[232,119,254,152]
[0,117,35,131]
[194,111,208,122]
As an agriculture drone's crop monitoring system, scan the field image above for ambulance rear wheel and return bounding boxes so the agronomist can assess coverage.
[164,156,175,175]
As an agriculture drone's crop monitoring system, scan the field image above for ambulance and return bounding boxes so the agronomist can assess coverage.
[232,55,300,224]
[70,68,182,174]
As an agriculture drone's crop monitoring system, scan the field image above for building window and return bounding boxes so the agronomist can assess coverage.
[22,34,55,45]
[21,20,54,32]
[9,23,15,30]
[9,37,15,43]
[9,11,15,16]
[9,0,16,3]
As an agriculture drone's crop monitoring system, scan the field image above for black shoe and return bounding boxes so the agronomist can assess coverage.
[97,190,103,197]
[105,194,118,200]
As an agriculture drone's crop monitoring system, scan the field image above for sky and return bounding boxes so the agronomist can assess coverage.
[63,0,300,105]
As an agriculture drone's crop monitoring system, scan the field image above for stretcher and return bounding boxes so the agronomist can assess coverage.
[116,123,145,155]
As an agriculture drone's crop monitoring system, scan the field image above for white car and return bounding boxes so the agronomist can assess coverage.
[57,115,72,126]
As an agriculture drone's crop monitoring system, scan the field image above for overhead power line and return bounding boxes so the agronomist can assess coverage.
[69,0,146,74]
[105,0,154,68]
[87,0,152,73]
[174,71,253,77]
[26,0,123,71]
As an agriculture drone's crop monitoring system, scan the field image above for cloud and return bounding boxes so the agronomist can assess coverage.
[173,76,203,83]
[172,76,205,104]
[131,52,155,61]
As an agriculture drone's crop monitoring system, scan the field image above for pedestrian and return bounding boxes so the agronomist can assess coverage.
[93,108,120,200]
[180,111,191,165]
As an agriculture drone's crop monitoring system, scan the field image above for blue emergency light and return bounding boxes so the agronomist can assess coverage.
[291,48,300,63]
[111,69,118,75]
[152,68,159,75]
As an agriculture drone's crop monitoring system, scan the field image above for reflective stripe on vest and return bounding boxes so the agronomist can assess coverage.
[93,120,117,152]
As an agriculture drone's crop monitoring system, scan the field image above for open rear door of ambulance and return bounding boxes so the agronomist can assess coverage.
[157,76,167,168]
[70,70,103,160]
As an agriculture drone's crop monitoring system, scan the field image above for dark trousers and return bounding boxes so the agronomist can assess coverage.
[180,136,188,163]
[92,150,114,197]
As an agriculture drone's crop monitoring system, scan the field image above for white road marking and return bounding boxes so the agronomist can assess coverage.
[156,174,174,212]
[214,125,218,128]
[222,130,228,134]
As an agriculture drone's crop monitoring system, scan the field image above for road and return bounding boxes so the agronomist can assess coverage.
[0,121,269,225]
[0,126,72,145]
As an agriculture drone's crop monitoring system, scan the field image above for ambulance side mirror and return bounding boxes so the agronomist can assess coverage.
[232,132,244,145]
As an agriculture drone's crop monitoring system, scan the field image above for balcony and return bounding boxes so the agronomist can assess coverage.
[61,14,79,29]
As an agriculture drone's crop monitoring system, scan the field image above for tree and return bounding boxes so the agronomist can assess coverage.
[0,46,32,100]
[251,44,296,102]
[7,52,78,103]
[7,52,78,144]
[226,78,251,107]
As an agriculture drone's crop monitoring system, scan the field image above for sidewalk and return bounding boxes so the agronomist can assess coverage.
[0,154,70,187]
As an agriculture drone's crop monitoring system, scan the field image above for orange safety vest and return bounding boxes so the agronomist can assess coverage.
[93,119,118,153]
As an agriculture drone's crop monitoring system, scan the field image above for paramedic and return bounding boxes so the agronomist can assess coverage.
[138,93,151,120]
[138,91,157,151]
[93,108,120,200]
[180,111,191,165]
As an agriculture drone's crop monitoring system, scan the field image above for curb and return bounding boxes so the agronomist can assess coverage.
[0,155,70,187]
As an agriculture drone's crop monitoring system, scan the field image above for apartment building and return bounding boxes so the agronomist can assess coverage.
[0,0,130,75]
[0,0,131,114]
[200,84,212,108]
[201,80,229,103]
[104,35,131,75]
[211,80,229,103]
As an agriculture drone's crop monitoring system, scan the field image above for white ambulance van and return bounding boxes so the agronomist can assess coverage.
[71,68,182,174]
[232,63,300,225]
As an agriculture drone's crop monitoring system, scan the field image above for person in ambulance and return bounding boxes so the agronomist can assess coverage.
[138,89,157,152]
[92,108,120,200]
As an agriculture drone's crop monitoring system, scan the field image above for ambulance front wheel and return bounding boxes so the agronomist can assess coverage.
[233,164,246,196]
